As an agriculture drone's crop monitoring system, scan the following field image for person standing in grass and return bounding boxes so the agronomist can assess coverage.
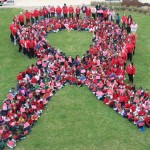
[86,7,91,20]
[25,10,31,24]
[126,62,136,84]
[91,6,96,20]
[50,6,55,18]
[18,12,24,26]
[95,2,101,18]
[56,5,62,19]
[62,3,68,19]
[76,5,80,18]
[121,14,127,29]
[81,4,87,19]
[34,9,39,22]
[69,5,74,19]
[116,13,120,25]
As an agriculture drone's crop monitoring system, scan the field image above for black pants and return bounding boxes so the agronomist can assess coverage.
[31,18,34,24]
[128,74,133,83]
[92,13,96,19]
[29,48,34,58]
[19,43,22,52]
[23,47,26,55]
[128,53,133,62]
[10,32,14,42]
[64,14,67,19]
[20,22,24,26]
[76,14,80,18]
[69,13,73,19]
[51,13,55,18]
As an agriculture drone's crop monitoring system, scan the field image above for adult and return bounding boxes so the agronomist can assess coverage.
[126,41,134,61]
[91,6,96,20]
[76,5,80,18]
[25,10,31,24]
[86,7,91,20]
[131,22,138,33]
[43,6,49,18]
[18,12,24,26]
[81,4,87,19]
[69,5,74,19]
[121,14,127,29]
[34,9,39,22]
[95,2,101,18]
[62,3,68,19]
[116,13,120,25]
[56,5,62,19]
[126,62,136,84]
[50,6,55,18]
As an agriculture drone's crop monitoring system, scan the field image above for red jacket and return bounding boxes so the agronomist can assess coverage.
[56,7,62,14]
[69,6,74,14]
[76,7,80,14]
[34,10,39,17]
[126,64,136,75]
[86,8,91,17]
[25,12,31,19]
[126,43,134,53]
[62,6,68,14]
[50,7,55,13]
[122,16,127,23]
[18,15,24,23]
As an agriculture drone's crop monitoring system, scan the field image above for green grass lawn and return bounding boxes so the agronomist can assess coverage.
[0,9,150,150]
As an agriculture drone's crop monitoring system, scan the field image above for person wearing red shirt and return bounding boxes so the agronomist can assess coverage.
[25,10,31,24]
[9,22,15,42]
[144,115,150,127]
[18,12,24,26]
[56,5,62,19]
[43,6,48,18]
[86,7,91,20]
[28,38,36,58]
[121,14,127,29]
[68,5,74,19]
[39,8,44,21]
[126,62,136,83]
[62,3,68,19]
[126,41,134,62]
[34,9,39,22]
[50,6,55,18]
[30,10,35,24]
[76,5,80,18]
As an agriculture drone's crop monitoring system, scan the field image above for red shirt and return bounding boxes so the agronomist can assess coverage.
[34,10,39,17]
[69,6,74,14]
[18,15,24,23]
[76,7,80,14]
[126,64,136,75]
[50,7,55,13]
[25,12,31,19]
[56,7,62,14]
[86,8,91,17]
[122,16,127,23]
[62,6,68,14]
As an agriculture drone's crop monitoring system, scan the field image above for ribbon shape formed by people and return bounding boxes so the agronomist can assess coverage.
[0,6,150,149]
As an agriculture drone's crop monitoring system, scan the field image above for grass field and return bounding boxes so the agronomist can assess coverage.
[0,8,150,150]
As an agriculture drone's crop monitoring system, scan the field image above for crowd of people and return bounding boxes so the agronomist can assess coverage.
[0,3,149,149]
